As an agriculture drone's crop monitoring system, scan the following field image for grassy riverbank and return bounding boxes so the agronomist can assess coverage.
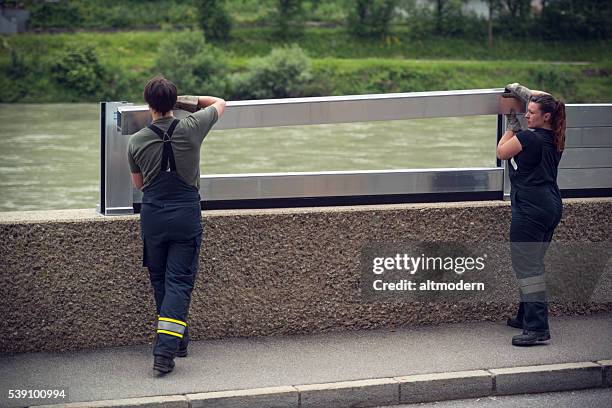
[1,28,610,103]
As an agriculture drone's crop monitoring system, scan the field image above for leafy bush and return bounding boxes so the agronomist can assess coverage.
[153,31,229,96]
[347,0,397,38]
[231,45,313,99]
[50,46,110,98]
[27,0,82,30]
[195,0,232,41]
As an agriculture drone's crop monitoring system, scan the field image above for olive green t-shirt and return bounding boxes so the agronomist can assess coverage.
[127,106,218,190]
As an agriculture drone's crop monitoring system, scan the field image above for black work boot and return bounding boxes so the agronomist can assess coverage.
[507,303,524,329]
[176,341,188,358]
[153,333,187,358]
[506,317,523,329]
[153,355,175,373]
[512,330,550,347]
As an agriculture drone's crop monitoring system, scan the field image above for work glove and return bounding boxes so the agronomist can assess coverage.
[174,95,200,113]
[502,82,532,104]
[505,108,522,133]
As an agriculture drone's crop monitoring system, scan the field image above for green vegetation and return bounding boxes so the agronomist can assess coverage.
[347,0,396,38]
[1,29,610,103]
[154,32,229,96]
[0,0,610,103]
[196,0,232,42]
[12,0,610,41]
[232,45,314,99]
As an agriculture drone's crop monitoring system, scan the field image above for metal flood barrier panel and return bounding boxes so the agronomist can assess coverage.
[501,103,612,199]
[98,90,612,215]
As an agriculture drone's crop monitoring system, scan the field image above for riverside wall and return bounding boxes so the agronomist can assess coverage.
[1,198,610,354]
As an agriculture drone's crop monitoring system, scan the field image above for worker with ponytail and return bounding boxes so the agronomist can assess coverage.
[496,83,566,346]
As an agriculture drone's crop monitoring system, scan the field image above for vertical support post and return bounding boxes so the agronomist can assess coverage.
[496,114,503,168]
[498,114,512,201]
[97,102,106,215]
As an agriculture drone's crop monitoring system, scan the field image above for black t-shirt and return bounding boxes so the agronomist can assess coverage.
[508,128,562,190]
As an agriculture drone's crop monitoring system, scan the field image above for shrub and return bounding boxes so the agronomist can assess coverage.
[27,0,83,30]
[50,46,109,98]
[231,45,313,99]
[153,32,229,96]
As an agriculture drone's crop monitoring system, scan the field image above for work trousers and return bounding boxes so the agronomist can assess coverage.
[510,186,562,332]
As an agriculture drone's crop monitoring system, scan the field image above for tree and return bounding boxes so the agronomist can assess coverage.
[486,0,501,47]
[435,0,445,35]
[195,0,232,42]
[430,0,469,36]
[273,0,305,38]
[503,0,530,19]
[347,0,397,38]
[538,0,611,40]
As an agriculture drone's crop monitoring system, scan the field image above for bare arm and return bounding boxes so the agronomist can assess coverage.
[131,172,144,190]
[530,89,551,97]
[197,96,226,117]
[497,130,523,160]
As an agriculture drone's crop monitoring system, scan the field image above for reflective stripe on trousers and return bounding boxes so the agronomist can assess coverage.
[141,170,202,358]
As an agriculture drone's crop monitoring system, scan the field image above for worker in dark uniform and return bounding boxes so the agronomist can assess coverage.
[127,76,226,373]
[497,83,566,346]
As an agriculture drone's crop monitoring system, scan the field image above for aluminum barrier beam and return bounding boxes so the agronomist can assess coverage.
[116,89,514,134]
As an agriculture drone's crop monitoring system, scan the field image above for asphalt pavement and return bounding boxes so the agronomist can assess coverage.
[0,313,610,407]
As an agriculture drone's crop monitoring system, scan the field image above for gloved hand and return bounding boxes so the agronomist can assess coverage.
[502,82,532,104]
[505,108,522,133]
[174,95,200,113]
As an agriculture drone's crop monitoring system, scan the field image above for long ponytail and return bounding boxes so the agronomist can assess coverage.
[552,101,566,152]
[530,94,566,152]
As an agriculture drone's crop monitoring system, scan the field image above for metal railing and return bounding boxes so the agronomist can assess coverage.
[98,90,612,215]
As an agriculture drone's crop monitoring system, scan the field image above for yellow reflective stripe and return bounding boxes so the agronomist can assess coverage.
[157,329,184,339]
[158,317,187,326]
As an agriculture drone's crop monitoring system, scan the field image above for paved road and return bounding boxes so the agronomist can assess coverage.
[0,313,610,407]
[377,388,612,408]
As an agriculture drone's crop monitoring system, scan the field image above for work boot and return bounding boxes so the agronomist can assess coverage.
[153,355,175,373]
[512,330,550,347]
[153,333,187,357]
[506,317,523,329]
[176,341,188,358]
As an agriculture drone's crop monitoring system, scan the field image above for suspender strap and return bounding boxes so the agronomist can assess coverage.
[148,119,179,172]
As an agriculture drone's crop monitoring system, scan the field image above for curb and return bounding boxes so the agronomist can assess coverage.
[32,359,612,408]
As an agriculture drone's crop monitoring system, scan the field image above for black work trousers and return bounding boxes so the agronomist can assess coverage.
[140,171,202,358]
[510,186,562,332]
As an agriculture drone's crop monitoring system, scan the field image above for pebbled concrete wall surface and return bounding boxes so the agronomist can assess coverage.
[1,198,610,354]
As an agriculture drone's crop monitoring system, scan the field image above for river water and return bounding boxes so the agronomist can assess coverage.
[0,104,497,212]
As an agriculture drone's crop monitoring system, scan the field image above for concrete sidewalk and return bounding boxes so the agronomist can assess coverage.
[1,313,610,408]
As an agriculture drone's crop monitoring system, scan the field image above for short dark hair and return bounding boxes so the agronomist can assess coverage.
[143,76,177,114]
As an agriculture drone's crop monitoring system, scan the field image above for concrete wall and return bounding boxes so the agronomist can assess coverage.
[1,198,610,354]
